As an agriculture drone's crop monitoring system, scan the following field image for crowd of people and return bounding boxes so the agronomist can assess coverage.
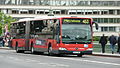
[99,34,120,54]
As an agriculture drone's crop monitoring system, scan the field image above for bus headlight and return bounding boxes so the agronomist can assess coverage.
[59,47,67,50]
[84,44,88,48]
[87,48,93,51]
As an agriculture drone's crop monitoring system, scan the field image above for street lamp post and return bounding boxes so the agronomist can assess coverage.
[48,6,54,16]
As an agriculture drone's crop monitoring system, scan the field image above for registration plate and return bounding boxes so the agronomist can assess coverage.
[73,51,80,54]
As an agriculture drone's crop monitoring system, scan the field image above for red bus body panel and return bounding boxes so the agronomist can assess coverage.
[12,39,26,49]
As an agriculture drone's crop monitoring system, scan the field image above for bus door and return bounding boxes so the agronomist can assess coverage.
[52,19,60,51]
[25,21,30,51]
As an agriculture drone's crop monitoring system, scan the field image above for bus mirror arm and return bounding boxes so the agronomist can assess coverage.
[92,21,99,30]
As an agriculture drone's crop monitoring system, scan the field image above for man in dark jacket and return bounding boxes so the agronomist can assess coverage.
[117,34,120,54]
[109,35,117,54]
[0,36,3,47]
[99,34,107,53]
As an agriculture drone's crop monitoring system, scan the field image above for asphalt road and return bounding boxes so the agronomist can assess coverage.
[0,49,120,68]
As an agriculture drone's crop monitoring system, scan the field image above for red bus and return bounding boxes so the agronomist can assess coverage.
[10,16,98,57]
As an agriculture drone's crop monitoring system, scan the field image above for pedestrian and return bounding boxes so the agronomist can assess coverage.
[2,36,5,47]
[109,35,117,54]
[117,34,120,54]
[99,34,107,53]
[0,36,3,47]
[7,35,12,48]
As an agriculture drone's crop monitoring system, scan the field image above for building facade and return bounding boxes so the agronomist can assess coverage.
[0,0,120,36]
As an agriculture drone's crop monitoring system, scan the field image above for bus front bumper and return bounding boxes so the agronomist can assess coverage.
[58,50,92,55]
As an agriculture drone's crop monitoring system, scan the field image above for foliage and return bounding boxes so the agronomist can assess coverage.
[0,23,2,35]
[93,36,100,41]
[0,12,16,35]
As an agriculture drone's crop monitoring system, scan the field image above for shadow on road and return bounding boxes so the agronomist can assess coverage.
[11,50,90,58]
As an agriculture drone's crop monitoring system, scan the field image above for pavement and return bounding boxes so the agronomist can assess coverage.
[92,52,120,58]
[0,47,12,50]
[0,47,120,58]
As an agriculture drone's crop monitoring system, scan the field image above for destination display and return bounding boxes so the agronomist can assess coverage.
[63,18,91,24]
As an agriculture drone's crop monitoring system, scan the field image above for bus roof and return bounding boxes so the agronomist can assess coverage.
[34,16,88,20]
[12,16,92,23]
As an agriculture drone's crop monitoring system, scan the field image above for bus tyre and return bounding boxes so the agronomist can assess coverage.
[31,46,36,54]
[77,54,83,57]
[16,46,19,53]
[48,46,53,56]
[16,46,24,53]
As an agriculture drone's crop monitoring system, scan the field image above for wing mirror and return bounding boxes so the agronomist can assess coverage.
[92,21,99,30]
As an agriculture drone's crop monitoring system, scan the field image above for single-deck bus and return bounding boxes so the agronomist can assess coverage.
[10,16,98,57]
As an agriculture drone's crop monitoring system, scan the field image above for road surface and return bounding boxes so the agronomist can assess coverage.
[0,49,119,68]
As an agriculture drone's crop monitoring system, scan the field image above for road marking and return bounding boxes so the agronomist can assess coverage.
[82,59,120,66]
[37,63,58,67]
[25,59,38,62]
[49,63,69,67]
[9,56,15,59]
[43,56,120,66]
[25,58,69,67]
[25,59,69,67]
[8,56,24,61]
[38,62,69,67]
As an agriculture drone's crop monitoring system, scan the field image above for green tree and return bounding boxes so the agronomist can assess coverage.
[0,12,16,36]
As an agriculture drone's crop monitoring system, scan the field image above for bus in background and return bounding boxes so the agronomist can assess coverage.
[10,16,98,57]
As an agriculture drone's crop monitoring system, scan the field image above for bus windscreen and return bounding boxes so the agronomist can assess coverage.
[62,18,92,44]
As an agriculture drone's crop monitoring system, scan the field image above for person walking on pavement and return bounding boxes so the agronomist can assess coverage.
[99,34,107,53]
[0,36,4,47]
[109,35,117,54]
[117,34,120,54]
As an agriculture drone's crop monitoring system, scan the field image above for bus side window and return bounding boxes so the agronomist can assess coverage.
[42,20,48,33]
[31,20,45,34]
[30,21,34,34]
[10,25,16,39]
[11,22,26,39]
[47,20,52,31]
[18,22,26,34]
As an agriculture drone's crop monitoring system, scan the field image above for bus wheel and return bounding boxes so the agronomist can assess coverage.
[77,54,83,57]
[16,45,24,53]
[16,45,19,53]
[31,46,36,54]
[48,46,53,56]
